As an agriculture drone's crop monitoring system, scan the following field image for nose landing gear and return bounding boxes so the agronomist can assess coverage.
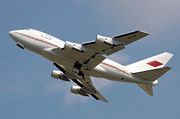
[16,43,24,49]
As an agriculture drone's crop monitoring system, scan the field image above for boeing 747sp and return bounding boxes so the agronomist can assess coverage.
[9,29,173,103]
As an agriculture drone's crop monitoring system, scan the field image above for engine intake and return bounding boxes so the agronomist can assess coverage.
[51,70,69,81]
[71,86,88,96]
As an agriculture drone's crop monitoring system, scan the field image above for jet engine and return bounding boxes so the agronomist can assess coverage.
[64,41,83,52]
[51,70,69,81]
[71,86,88,96]
[96,35,113,45]
[96,35,122,46]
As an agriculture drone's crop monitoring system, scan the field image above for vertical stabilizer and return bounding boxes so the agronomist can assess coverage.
[125,52,173,96]
[125,52,173,73]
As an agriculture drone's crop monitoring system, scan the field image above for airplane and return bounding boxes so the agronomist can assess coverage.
[9,28,173,103]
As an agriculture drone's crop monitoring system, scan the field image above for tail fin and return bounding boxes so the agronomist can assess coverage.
[125,52,173,73]
[125,52,173,96]
[135,67,171,96]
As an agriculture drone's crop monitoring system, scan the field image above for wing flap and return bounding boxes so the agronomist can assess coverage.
[103,45,125,55]
[83,54,105,70]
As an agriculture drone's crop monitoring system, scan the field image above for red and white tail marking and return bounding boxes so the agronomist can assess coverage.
[125,52,173,73]
[125,52,173,96]
[147,61,163,67]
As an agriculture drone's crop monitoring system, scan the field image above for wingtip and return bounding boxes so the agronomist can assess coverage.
[101,99,109,103]
[137,30,150,36]
[147,90,153,96]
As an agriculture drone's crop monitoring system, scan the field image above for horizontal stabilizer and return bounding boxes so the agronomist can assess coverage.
[135,67,171,96]
[137,84,153,96]
[132,67,171,81]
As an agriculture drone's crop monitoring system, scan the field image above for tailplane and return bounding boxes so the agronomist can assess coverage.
[125,52,173,96]
[132,66,171,81]
[137,84,153,96]
[134,67,171,96]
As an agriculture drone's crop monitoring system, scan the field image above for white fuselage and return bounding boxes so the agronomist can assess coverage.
[9,29,154,85]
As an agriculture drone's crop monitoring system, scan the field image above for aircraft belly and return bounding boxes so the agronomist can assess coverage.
[91,64,138,83]
[92,65,123,81]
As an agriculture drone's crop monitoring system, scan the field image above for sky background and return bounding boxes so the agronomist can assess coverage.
[0,0,180,119]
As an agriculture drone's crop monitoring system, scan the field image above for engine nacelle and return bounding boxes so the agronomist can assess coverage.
[96,35,122,46]
[71,86,88,96]
[51,70,69,81]
[96,35,113,45]
[64,41,83,52]
[64,41,74,50]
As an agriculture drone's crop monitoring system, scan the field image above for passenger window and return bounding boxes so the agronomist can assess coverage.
[41,34,53,40]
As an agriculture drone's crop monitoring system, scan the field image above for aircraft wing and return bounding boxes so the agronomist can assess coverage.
[83,30,149,55]
[53,63,108,102]
[58,67,109,103]
[71,74,109,103]
[53,30,148,70]
[112,30,149,45]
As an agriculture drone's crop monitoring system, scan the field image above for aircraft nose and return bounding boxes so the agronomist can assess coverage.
[9,31,13,37]
[8,30,15,38]
[9,30,20,42]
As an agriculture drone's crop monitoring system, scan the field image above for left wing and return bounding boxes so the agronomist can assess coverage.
[53,30,149,71]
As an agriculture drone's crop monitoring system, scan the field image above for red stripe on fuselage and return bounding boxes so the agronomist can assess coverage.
[101,62,132,76]
[15,32,59,48]
[15,32,131,76]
